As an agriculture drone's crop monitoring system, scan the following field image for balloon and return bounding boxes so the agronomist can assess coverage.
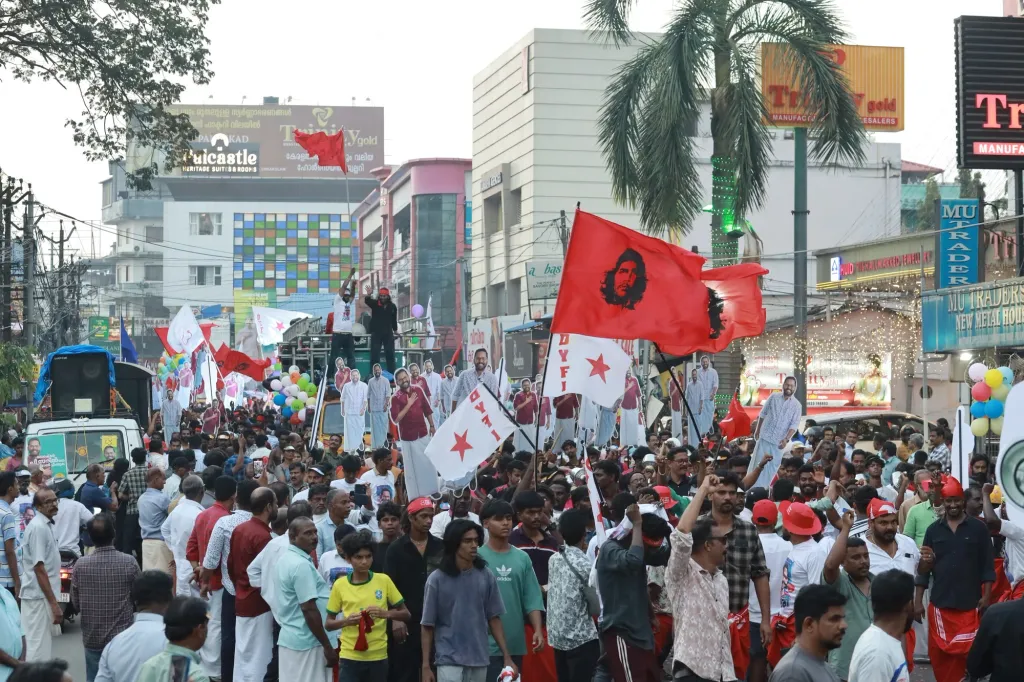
[985,368,1004,388]
[290,414,302,425]
[282,406,292,418]
[969,363,988,382]
[270,379,283,392]
[985,399,1004,419]
[301,373,311,383]
[288,365,300,374]
[273,393,287,406]
[165,377,174,389]
[290,371,301,383]
[280,375,292,387]
[971,401,987,418]
[297,391,308,402]
[297,379,309,392]
[308,385,317,396]
[274,362,282,371]
[972,382,992,402]
[993,384,1010,402]
[298,408,307,421]
[291,399,303,411]
[159,357,166,366]
[992,416,1005,435]
[306,397,317,407]
[1000,366,1015,385]
[971,417,990,437]
[412,304,424,318]
[411,336,419,344]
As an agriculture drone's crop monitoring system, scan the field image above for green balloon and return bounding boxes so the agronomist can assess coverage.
[291,399,303,411]
[411,336,420,344]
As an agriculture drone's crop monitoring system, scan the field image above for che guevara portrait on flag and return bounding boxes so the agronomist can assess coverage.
[601,248,648,310]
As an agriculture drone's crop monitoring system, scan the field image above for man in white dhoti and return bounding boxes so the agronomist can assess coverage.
[160,474,205,597]
[367,364,392,449]
[618,372,643,447]
[512,378,539,452]
[684,368,705,445]
[697,355,719,436]
[746,375,802,490]
[340,369,368,454]
[437,364,457,429]
[537,386,554,451]
[389,367,437,500]
[596,405,617,446]
[423,359,442,425]
[667,367,684,440]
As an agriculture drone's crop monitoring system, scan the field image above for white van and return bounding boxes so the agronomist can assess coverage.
[26,416,145,485]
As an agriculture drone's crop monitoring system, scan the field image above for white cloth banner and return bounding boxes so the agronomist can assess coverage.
[425,384,516,481]
[584,455,607,542]
[425,295,437,351]
[950,405,970,488]
[251,306,312,345]
[996,385,1024,527]
[542,334,631,408]
[167,305,204,354]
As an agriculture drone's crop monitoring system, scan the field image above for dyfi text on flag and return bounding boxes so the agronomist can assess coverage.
[425,385,517,482]
[541,334,631,408]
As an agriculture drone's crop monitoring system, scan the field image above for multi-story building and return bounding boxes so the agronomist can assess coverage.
[470,29,902,324]
[352,158,473,364]
[93,99,383,358]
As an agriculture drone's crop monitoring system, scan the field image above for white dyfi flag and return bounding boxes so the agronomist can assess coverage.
[426,384,517,481]
[167,305,204,355]
[495,358,511,402]
[542,333,631,408]
[251,306,312,345]
[996,383,1024,527]
[424,295,437,351]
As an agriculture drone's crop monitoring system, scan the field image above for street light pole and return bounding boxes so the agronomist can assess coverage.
[793,128,808,408]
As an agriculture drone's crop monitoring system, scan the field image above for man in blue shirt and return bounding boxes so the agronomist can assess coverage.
[138,468,171,575]
[79,464,117,512]
[0,472,19,598]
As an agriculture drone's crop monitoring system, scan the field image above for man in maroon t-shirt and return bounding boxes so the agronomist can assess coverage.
[229,487,277,681]
[389,367,436,500]
[512,378,538,453]
[552,393,579,455]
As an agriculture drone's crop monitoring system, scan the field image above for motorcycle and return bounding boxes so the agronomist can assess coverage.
[56,550,78,632]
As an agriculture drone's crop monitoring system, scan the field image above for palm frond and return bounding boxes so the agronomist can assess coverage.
[720,41,773,220]
[583,0,639,46]
[734,7,867,166]
[728,0,848,42]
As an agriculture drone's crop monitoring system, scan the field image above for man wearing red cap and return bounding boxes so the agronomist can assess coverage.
[768,501,825,667]
[748,499,791,682]
[363,285,399,373]
[914,476,995,682]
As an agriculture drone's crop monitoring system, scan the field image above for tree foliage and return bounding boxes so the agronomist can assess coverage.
[585,0,868,240]
[0,343,36,405]
[915,177,942,232]
[0,0,219,188]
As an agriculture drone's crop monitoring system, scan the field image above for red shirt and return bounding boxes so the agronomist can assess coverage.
[186,502,232,592]
[621,377,640,410]
[669,382,682,411]
[539,397,552,427]
[412,376,430,398]
[389,386,432,441]
[554,394,580,419]
[513,391,538,425]
[229,517,272,617]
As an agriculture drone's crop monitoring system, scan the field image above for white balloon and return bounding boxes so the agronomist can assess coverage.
[968,362,988,383]
[306,397,317,407]
[270,379,283,391]
[285,384,298,396]
[297,391,309,402]
[288,365,300,374]
[280,375,292,387]
[298,408,307,420]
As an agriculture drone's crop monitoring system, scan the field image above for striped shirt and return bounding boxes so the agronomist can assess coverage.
[119,465,149,516]
[756,392,802,446]
[0,500,16,588]
[367,376,392,412]
[202,510,253,596]
[451,369,499,410]
[928,444,951,472]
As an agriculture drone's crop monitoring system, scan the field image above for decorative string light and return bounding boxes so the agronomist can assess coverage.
[711,155,742,264]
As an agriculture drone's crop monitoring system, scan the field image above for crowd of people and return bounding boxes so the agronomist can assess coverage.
[0,354,1019,682]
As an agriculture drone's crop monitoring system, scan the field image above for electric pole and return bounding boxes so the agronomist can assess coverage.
[22,186,35,349]
[41,220,77,347]
[1,177,15,342]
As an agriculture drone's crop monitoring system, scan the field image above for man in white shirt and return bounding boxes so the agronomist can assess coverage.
[437,365,457,429]
[340,369,368,454]
[330,270,357,371]
[358,448,396,510]
[848,569,915,682]
[697,355,719,435]
[422,359,443,422]
[51,481,93,556]
[160,475,206,597]
[748,499,792,682]
[429,488,480,539]
[747,376,802,490]
[20,488,62,661]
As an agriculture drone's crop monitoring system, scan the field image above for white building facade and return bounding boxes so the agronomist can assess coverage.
[471,29,902,322]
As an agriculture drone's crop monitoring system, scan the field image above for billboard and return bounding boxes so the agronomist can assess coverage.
[739,350,892,409]
[955,16,1024,169]
[922,277,1024,353]
[525,260,563,300]
[761,44,905,131]
[936,199,983,288]
[167,104,384,179]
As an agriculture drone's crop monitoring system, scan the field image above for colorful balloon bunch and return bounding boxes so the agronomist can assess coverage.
[157,352,188,390]
[967,363,1014,437]
[269,364,317,424]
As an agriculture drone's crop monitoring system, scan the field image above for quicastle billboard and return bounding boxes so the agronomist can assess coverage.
[167,104,384,179]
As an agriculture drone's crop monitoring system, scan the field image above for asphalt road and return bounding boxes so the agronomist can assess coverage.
[51,618,938,682]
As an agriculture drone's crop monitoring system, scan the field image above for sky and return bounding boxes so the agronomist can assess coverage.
[0,0,1003,260]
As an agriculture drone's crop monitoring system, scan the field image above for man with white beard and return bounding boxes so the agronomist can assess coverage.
[340,369,368,454]
[746,376,802,490]
[367,364,392,449]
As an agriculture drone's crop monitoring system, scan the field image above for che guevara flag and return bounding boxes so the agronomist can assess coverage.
[293,129,348,172]
[551,210,712,347]
[213,344,271,382]
[660,262,768,356]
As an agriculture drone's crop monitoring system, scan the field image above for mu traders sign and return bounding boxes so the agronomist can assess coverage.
[955,16,1024,169]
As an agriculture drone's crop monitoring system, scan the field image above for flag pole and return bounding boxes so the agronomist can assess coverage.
[654,343,705,446]
[477,380,538,454]
[532,332,555,485]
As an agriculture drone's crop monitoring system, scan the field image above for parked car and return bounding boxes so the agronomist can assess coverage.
[799,411,936,452]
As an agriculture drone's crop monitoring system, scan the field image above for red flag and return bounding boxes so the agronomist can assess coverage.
[214,345,270,382]
[551,210,712,347]
[293,129,348,172]
[719,395,753,441]
[660,262,767,356]
[154,323,216,357]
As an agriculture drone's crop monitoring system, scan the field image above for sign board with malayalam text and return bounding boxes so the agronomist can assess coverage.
[761,44,905,132]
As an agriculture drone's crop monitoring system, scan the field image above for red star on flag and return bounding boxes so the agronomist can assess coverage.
[274,321,285,331]
[450,430,472,461]
[587,354,611,382]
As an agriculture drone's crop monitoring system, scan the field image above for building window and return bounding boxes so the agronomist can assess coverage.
[144,264,163,281]
[101,180,113,208]
[510,188,523,226]
[189,265,222,286]
[189,213,222,236]
[145,225,164,243]
[120,265,131,283]
[484,194,503,235]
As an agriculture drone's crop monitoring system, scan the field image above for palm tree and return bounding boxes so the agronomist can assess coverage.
[586,0,868,262]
